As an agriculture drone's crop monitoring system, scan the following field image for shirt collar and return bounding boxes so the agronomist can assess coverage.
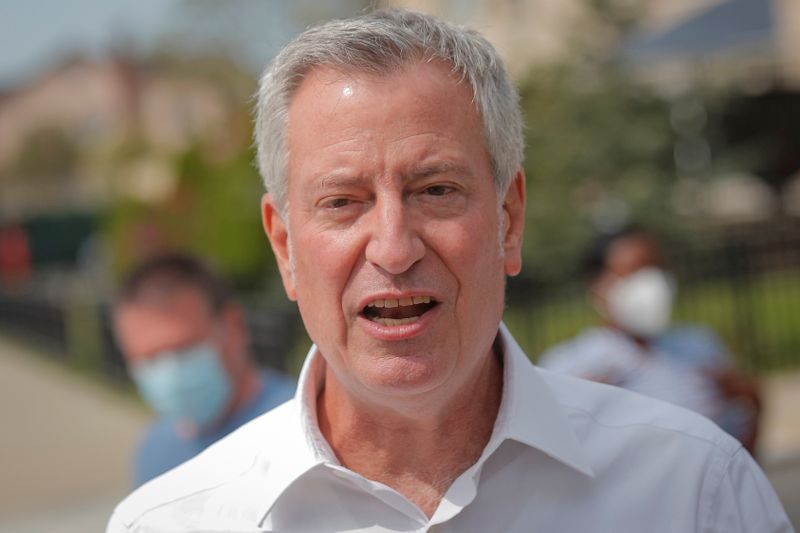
[492,322,595,477]
[256,322,593,525]
[253,345,336,525]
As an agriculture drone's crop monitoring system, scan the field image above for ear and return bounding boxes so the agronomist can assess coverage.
[502,170,526,277]
[261,193,297,300]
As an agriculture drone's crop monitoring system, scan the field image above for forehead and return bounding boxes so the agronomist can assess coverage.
[118,285,215,324]
[287,62,488,181]
[122,282,212,313]
[286,60,484,158]
[115,286,215,359]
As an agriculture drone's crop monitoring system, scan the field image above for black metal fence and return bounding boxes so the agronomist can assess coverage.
[0,290,302,382]
[505,219,800,372]
[2,219,800,377]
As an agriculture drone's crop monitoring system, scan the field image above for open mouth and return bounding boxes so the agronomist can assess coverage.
[362,296,438,326]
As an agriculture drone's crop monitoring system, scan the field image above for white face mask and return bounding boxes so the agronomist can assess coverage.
[605,267,675,339]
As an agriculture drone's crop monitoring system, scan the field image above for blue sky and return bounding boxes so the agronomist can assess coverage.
[0,0,174,87]
[0,0,338,89]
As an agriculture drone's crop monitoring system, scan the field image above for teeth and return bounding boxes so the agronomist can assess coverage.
[372,316,420,326]
[367,296,432,308]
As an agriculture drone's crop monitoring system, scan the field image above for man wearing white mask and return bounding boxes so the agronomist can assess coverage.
[113,253,296,487]
[540,229,761,453]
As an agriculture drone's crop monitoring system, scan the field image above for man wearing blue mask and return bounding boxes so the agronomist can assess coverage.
[113,253,296,487]
[541,229,762,454]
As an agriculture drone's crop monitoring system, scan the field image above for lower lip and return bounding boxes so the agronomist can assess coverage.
[357,304,442,341]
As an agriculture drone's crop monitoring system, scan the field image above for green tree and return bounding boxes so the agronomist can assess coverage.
[518,62,676,282]
[104,143,275,290]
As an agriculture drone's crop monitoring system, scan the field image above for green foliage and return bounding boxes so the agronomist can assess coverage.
[518,61,677,282]
[674,272,800,371]
[103,144,275,290]
[175,146,275,287]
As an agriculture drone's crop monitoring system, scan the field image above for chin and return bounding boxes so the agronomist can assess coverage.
[357,351,453,398]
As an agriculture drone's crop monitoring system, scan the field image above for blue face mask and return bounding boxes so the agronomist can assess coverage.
[132,342,232,430]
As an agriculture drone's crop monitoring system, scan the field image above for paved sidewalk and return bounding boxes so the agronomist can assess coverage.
[0,335,149,533]
[759,369,800,528]
[761,369,800,463]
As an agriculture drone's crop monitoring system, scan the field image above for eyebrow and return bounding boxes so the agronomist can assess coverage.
[408,161,470,179]
[316,173,367,191]
[310,160,471,192]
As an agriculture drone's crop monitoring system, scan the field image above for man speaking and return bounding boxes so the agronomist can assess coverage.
[108,9,791,532]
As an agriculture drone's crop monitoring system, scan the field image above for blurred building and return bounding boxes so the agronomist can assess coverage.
[627,0,800,92]
[378,0,591,77]
[0,55,253,219]
[381,0,800,90]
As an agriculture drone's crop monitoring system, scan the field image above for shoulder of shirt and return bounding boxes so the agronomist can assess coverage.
[538,328,629,368]
[109,399,299,530]
[534,365,742,458]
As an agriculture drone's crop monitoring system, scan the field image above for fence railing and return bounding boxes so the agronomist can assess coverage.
[0,290,302,382]
[3,220,800,376]
[505,220,800,372]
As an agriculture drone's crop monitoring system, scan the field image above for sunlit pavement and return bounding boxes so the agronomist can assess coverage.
[0,335,149,533]
[760,370,800,529]
[0,334,798,532]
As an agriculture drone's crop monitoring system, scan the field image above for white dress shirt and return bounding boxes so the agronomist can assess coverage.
[108,323,792,532]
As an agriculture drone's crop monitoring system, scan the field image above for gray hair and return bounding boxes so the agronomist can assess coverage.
[253,8,524,217]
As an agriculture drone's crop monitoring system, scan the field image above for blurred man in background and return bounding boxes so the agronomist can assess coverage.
[113,253,296,487]
[541,229,761,453]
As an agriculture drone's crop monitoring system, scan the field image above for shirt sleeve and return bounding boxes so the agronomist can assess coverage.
[702,447,794,533]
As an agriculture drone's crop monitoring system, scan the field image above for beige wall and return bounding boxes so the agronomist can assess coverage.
[0,61,130,166]
[638,0,724,32]
[380,0,588,77]
[774,0,800,86]
[0,58,243,217]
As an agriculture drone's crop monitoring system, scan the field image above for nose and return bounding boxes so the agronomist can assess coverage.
[364,197,425,275]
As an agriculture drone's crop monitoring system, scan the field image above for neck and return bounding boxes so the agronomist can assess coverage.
[317,347,503,518]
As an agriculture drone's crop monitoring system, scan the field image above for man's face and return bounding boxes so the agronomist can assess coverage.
[262,62,525,405]
[592,234,676,337]
[114,286,228,369]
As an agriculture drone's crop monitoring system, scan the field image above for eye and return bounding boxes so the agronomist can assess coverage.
[423,184,455,196]
[315,195,365,223]
[322,197,355,209]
